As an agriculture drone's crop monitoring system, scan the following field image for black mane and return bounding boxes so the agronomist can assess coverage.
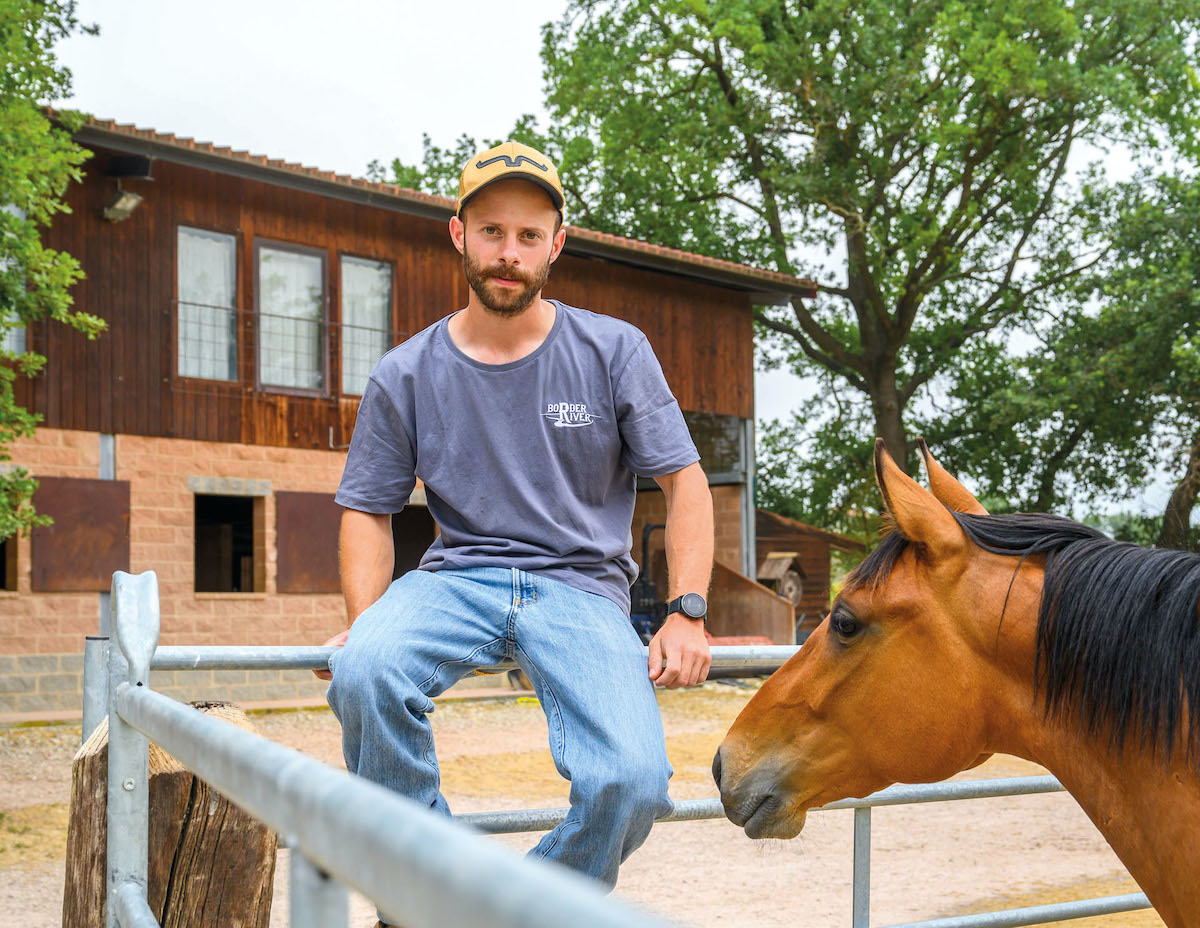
[845,511,1200,764]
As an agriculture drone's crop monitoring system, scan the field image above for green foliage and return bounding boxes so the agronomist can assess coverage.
[925,171,1200,531]
[0,0,102,541]
[378,0,1200,535]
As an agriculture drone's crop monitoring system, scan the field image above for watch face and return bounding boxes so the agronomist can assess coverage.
[681,592,706,618]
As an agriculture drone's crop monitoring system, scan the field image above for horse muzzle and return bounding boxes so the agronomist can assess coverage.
[713,746,807,839]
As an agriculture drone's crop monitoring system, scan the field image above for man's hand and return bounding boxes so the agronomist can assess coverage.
[312,628,350,681]
[648,613,711,688]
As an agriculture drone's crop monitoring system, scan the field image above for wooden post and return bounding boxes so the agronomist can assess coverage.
[62,701,278,928]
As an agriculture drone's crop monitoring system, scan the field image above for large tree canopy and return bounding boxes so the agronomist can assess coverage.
[931,173,1200,546]
[535,0,1200,465]
[383,0,1200,532]
[0,0,101,541]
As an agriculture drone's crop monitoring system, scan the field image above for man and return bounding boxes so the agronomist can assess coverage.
[316,141,713,925]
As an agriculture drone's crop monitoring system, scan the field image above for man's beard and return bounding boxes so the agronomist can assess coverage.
[462,243,552,317]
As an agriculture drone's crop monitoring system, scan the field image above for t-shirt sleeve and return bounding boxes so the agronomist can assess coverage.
[614,337,701,478]
[334,375,417,513]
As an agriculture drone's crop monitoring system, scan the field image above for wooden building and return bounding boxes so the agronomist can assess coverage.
[755,509,865,637]
[0,113,817,715]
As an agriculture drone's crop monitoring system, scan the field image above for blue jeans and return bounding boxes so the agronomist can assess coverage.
[325,566,673,896]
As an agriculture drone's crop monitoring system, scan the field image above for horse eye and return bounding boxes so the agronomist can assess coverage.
[831,612,862,642]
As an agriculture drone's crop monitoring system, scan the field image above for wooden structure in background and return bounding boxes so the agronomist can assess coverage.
[755,509,865,635]
[62,702,276,928]
[706,561,795,644]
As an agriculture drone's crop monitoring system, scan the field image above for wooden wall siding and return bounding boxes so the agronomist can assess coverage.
[16,146,753,450]
[755,510,834,630]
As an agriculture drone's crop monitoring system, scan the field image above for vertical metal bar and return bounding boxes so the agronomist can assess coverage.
[852,806,871,928]
[289,846,349,928]
[98,433,115,638]
[740,416,756,580]
[82,636,110,745]
[105,570,159,928]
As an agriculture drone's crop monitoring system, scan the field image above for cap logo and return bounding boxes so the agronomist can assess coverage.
[475,154,549,172]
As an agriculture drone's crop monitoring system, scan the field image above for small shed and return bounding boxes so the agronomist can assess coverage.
[755,509,865,635]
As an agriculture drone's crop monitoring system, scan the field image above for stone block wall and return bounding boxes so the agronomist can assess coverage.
[2,427,749,716]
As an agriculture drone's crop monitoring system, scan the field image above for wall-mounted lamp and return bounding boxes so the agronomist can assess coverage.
[102,155,154,223]
[102,182,144,222]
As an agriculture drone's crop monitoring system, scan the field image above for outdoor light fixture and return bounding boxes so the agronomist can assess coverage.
[101,156,154,223]
[102,185,144,222]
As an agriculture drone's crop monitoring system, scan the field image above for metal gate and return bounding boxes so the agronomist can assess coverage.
[88,570,1152,928]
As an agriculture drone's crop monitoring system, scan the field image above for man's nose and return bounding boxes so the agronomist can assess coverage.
[498,232,522,264]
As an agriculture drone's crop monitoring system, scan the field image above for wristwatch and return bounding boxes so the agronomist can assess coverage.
[666,593,707,621]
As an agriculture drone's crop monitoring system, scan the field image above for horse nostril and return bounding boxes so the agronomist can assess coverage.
[712,747,723,789]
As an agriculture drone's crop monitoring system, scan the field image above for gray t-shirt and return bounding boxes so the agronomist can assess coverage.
[334,299,700,614]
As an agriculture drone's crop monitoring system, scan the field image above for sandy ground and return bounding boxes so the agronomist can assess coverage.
[0,683,1162,928]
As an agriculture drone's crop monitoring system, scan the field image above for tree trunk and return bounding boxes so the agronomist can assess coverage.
[869,367,910,473]
[62,701,278,928]
[1157,428,1200,550]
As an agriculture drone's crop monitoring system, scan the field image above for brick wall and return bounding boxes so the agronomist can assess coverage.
[631,483,743,596]
[1,427,348,713]
[2,428,750,716]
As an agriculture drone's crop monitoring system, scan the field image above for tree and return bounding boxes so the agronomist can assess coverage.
[0,0,103,542]
[929,172,1199,547]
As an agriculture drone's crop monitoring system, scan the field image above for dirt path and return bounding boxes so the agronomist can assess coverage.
[0,685,1162,927]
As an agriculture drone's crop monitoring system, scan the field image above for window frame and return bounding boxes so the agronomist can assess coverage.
[254,237,330,398]
[337,250,397,397]
[174,223,242,385]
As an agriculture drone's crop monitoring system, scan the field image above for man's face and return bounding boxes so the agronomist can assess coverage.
[457,179,562,317]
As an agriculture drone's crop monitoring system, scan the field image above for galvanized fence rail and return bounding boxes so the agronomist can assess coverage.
[88,569,1153,928]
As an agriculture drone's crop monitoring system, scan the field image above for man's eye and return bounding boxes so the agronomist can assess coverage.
[831,612,863,641]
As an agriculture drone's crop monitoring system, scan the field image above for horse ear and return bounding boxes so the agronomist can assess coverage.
[874,439,966,559]
[917,438,988,515]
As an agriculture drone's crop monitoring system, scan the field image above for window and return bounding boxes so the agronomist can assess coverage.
[0,534,16,591]
[257,242,326,392]
[0,311,24,355]
[2,204,26,355]
[177,226,238,380]
[194,494,262,592]
[684,411,745,482]
[341,255,393,395]
[391,507,437,580]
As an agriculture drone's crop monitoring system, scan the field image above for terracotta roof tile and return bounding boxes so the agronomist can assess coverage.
[59,110,818,298]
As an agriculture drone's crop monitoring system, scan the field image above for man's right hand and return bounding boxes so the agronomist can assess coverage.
[313,628,350,681]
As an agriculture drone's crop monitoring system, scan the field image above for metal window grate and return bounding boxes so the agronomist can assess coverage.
[178,300,238,381]
[341,255,392,395]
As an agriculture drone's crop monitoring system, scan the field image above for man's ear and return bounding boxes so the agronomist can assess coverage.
[874,439,967,561]
[550,225,567,263]
[918,438,988,515]
[448,215,466,255]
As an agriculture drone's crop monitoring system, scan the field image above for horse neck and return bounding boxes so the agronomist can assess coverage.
[981,591,1200,926]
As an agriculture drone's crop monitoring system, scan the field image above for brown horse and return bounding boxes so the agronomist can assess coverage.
[715,440,1200,926]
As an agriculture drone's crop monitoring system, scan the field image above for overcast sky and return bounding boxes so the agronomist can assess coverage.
[53,0,1175,517]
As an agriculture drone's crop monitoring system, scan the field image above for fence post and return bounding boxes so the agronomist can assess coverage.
[853,806,871,928]
[289,844,349,928]
[105,570,160,928]
[82,635,109,745]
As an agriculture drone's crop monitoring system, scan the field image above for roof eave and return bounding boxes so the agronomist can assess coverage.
[73,123,815,306]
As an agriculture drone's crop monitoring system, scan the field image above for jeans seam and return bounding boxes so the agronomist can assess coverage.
[515,641,567,766]
[416,637,508,693]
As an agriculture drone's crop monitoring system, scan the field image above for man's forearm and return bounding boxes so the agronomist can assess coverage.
[339,508,396,623]
[663,465,715,599]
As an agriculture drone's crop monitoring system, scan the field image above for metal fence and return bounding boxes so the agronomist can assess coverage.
[88,569,1153,928]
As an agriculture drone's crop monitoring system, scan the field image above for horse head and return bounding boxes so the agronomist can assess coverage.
[714,439,1038,839]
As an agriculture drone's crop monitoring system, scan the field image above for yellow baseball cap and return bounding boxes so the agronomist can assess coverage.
[456,141,565,219]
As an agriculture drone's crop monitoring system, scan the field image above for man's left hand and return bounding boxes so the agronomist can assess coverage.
[648,613,711,688]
